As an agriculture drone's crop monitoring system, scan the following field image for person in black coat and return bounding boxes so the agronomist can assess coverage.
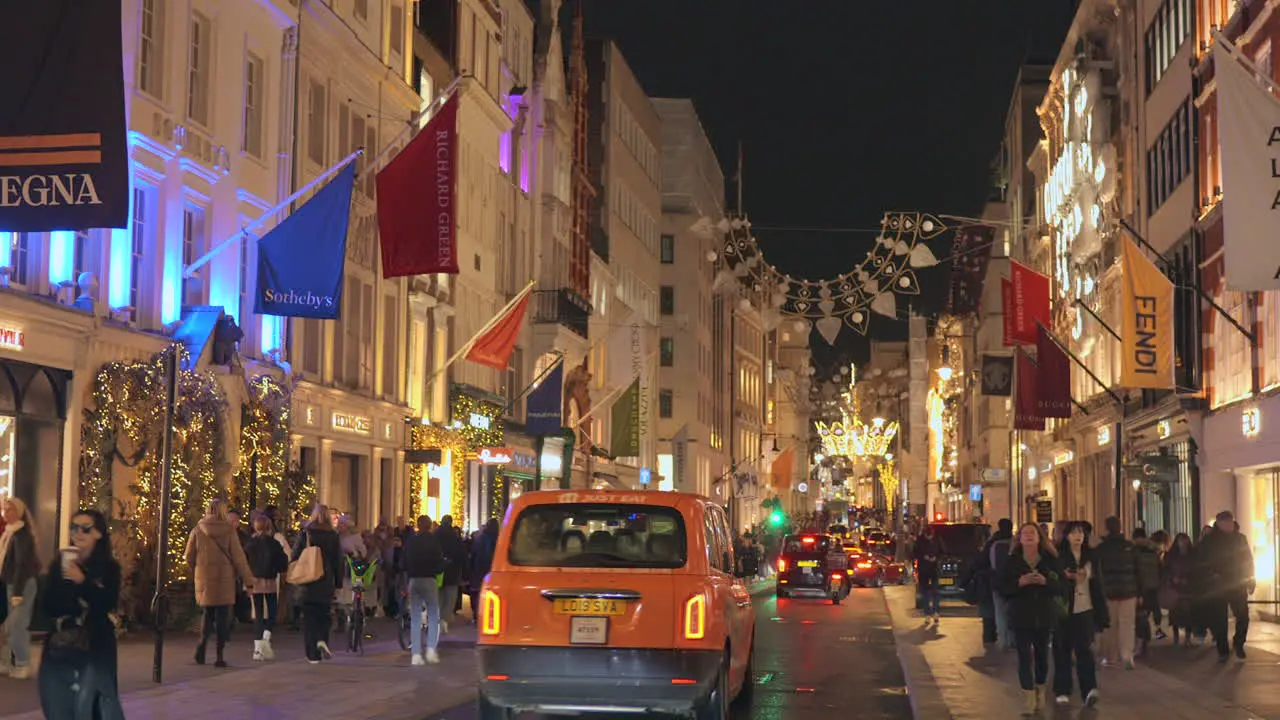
[435,515,466,629]
[402,515,446,664]
[469,518,499,618]
[1000,522,1066,715]
[913,526,941,623]
[244,514,289,661]
[39,509,124,720]
[291,504,344,663]
[1052,522,1108,708]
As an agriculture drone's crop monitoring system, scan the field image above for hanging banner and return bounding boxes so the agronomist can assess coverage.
[1014,349,1045,431]
[947,225,996,315]
[1009,261,1050,345]
[1034,325,1072,418]
[1001,278,1015,346]
[610,378,641,457]
[672,424,689,490]
[376,94,460,276]
[1211,40,1280,290]
[0,0,129,231]
[465,291,531,370]
[770,447,795,490]
[981,354,1013,396]
[1120,238,1175,389]
[255,163,357,318]
[525,361,564,436]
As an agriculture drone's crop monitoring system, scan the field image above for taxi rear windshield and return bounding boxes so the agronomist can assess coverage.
[782,535,833,554]
[508,503,687,569]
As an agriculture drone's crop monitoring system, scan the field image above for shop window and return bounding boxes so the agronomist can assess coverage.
[8,233,31,289]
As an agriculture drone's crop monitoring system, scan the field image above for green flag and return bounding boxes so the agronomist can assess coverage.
[610,378,641,457]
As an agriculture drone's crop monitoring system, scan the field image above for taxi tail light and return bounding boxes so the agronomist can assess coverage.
[778,558,787,573]
[481,590,502,636]
[831,573,842,580]
[683,593,707,640]
[857,561,873,569]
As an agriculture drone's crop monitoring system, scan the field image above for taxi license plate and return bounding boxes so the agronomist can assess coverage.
[797,560,819,568]
[553,598,627,616]
[939,578,954,586]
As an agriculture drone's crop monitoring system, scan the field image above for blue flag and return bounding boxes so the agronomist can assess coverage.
[525,361,564,436]
[255,162,356,319]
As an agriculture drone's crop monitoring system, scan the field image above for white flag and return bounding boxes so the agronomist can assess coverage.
[672,424,690,490]
[605,312,645,390]
[1213,39,1280,290]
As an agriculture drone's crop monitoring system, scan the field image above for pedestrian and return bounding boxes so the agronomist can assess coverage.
[913,525,941,625]
[184,498,256,668]
[1,497,40,679]
[986,518,1016,650]
[1132,528,1162,655]
[1196,510,1254,661]
[292,504,344,664]
[1052,522,1106,708]
[1161,532,1195,646]
[1094,515,1140,669]
[1148,529,1170,640]
[470,518,499,618]
[226,508,253,625]
[38,509,125,720]
[403,515,444,665]
[435,515,465,632]
[244,513,289,661]
[1000,522,1064,716]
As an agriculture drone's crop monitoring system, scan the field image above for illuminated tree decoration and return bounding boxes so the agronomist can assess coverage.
[408,423,467,524]
[230,375,314,523]
[489,468,507,523]
[878,462,900,503]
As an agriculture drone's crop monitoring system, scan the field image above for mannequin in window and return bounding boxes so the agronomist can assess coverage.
[72,272,96,313]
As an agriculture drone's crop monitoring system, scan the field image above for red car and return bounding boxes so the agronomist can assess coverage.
[845,551,908,587]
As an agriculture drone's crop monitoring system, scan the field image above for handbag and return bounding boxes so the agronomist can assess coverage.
[288,531,324,585]
[45,602,91,659]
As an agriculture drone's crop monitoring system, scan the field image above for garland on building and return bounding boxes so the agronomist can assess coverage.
[489,468,507,522]
[408,423,467,523]
[230,375,313,522]
[450,390,505,448]
[79,345,227,586]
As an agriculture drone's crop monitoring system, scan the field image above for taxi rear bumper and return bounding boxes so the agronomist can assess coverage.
[478,645,722,716]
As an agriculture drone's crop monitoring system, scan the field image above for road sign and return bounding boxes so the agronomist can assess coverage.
[981,468,1009,484]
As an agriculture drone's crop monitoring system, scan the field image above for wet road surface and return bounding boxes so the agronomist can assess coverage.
[425,585,913,719]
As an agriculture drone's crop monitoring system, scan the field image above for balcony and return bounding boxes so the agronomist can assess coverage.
[532,288,592,339]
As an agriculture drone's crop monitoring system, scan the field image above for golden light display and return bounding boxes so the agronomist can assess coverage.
[816,416,898,460]
[878,462,900,502]
[409,423,467,525]
[230,375,314,523]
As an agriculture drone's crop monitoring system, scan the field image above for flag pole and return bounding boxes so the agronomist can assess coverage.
[1033,320,1122,405]
[576,350,660,424]
[360,74,466,179]
[506,352,565,412]
[425,281,536,387]
[183,149,364,278]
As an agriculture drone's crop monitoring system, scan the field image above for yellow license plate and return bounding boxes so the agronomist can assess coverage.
[939,578,954,586]
[797,560,819,567]
[553,598,627,616]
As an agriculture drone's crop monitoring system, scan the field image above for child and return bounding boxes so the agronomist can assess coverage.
[244,513,290,660]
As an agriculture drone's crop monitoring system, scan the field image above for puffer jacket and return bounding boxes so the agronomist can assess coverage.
[1133,538,1161,596]
[184,516,255,607]
[1094,533,1141,600]
[1000,550,1068,631]
[244,533,290,594]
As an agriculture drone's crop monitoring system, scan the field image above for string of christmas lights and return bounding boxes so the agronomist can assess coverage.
[230,375,315,523]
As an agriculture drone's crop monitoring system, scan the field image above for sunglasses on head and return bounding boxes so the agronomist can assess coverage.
[70,522,95,534]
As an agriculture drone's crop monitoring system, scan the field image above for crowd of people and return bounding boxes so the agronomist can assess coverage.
[0,494,503,718]
[934,510,1257,715]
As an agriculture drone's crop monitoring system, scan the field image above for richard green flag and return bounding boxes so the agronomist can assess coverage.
[255,162,357,319]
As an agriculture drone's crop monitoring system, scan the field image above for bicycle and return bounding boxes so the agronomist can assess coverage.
[345,556,378,654]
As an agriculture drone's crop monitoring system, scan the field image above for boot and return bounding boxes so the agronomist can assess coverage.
[194,640,207,665]
[1023,689,1037,716]
[1035,685,1046,711]
[261,631,275,660]
[214,641,227,668]
[252,640,265,662]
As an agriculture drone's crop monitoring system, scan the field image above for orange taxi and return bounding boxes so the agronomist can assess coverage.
[476,489,758,719]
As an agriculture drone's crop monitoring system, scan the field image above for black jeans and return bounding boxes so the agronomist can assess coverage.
[200,605,231,647]
[302,602,331,661]
[1207,590,1250,655]
[1014,627,1051,690]
[252,593,278,639]
[1052,610,1098,699]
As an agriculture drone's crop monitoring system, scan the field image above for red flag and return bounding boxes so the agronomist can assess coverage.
[1009,261,1050,345]
[1035,325,1072,418]
[1001,278,1014,346]
[465,294,531,370]
[1014,349,1045,430]
[376,94,460,277]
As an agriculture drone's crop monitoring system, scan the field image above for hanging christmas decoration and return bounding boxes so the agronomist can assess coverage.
[231,375,314,522]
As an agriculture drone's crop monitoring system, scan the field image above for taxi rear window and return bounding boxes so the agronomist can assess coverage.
[508,503,687,569]
[783,535,833,554]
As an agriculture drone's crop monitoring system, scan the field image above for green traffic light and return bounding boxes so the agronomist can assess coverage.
[769,510,783,526]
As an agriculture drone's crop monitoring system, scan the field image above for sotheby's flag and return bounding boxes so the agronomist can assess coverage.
[255,162,357,319]
[525,360,564,436]
[0,0,129,231]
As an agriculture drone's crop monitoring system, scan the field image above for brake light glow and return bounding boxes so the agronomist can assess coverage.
[684,594,707,640]
[486,674,509,681]
[671,678,698,685]
[857,561,873,569]
[481,590,502,635]
[831,573,842,580]
[778,558,787,573]
[801,536,816,544]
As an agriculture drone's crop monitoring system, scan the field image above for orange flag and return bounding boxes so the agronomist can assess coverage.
[465,293,531,370]
[770,447,795,490]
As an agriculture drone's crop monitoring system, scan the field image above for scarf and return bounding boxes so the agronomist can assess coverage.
[0,519,24,575]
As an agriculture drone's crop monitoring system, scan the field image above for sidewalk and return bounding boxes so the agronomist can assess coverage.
[883,585,1271,719]
[0,616,479,720]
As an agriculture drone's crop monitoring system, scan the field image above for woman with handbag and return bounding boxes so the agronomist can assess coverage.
[39,509,124,720]
[290,504,343,664]
[184,499,255,668]
[1000,522,1066,716]
[1,497,41,679]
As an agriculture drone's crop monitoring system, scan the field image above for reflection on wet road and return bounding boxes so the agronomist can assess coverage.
[424,585,913,719]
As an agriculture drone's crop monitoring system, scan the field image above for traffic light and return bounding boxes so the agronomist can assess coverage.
[769,510,784,527]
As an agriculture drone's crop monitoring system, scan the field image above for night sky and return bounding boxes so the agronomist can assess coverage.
[581,0,1076,367]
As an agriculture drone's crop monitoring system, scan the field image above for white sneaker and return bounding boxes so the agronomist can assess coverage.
[1055,695,1070,705]
[1085,689,1100,707]
[252,640,265,662]
[426,648,440,664]
[317,641,333,659]
[9,665,30,680]
[411,653,425,666]
[261,639,275,660]
[440,620,449,634]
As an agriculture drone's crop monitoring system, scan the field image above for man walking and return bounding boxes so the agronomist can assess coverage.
[1197,510,1254,661]
[985,518,1015,649]
[1095,516,1141,668]
[402,515,444,665]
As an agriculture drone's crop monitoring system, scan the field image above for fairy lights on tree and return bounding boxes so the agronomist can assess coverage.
[230,375,314,522]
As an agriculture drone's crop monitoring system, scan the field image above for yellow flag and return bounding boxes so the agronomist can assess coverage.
[1120,238,1175,389]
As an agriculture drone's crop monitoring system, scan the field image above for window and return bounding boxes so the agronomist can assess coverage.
[389,5,404,56]
[364,125,377,197]
[1147,98,1193,214]
[72,230,94,286]
[10,233,30,288]
[181,206,207,307]
[187,12,212,127]
[507,504,687,568]
[130,186,155,319]
[354,0,368,21]
[1265,292,1280,388]
[243,53,265,159]
[1212,290,1251,407]
[301,318,321,375]
[660,285,674,315]
[239,231,255,327]
[660,234,674,264]
[383,293,399,399]
[138,0,165,99]
[659,389,673,418]
[307,79,327,166]
[660,336,674,367]
[1257,41,1274,83]
[1145,0,1192,94]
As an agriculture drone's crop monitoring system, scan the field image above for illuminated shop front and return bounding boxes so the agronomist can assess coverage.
[450,385,505,531]
[407,423,465,525]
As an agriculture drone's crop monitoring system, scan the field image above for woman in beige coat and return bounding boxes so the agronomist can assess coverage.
[184,499,254,668]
